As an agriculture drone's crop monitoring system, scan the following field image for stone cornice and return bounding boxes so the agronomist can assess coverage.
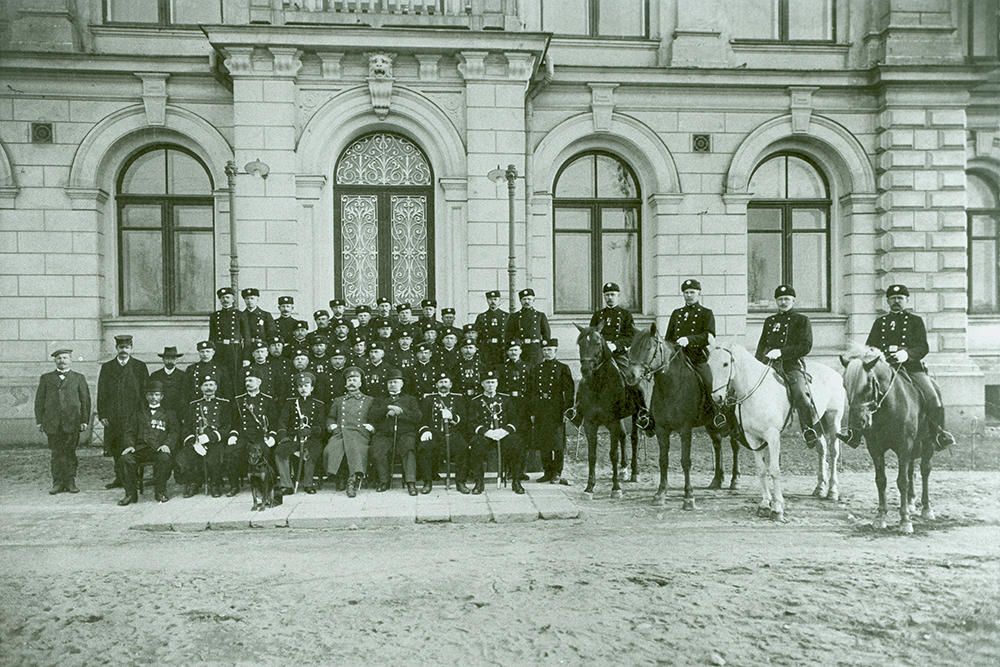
[65,187,109,210]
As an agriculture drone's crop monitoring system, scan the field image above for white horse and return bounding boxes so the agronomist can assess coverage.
[707,343,846,521]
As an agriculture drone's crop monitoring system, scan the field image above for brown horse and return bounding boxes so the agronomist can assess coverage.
[624,324,736,510]
[841,345,935,533]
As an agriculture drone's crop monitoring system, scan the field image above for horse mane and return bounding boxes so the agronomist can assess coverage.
[841,342,884,363]
[841,343,887,395]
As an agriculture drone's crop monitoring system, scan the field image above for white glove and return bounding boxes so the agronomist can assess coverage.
[242,360,250,367]
[892,350,909,363]
[157,445,170,454]
[228,435,237,445]
[121,446,135,456]
[265,436,275,448]
[363,423,374,433]
[607,342,617,352]
[484,429,498,440]
[765,349,782,360]
[677,337,689,347]
[197,433,210,446]
[329,423,338,431]
[194,442,207,456]
[440,408,452,421]
[420,431,433,442]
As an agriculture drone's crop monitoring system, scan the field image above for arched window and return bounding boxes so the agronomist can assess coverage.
[116,146,215,315]
[747,153,831,311]
[552,152,641,314]
[968,172,1000,313]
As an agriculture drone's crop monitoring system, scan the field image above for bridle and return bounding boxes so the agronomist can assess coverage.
[710,347,774,406]
[578,332,613,379]
[853,357,900,418]
[631,336,678,383]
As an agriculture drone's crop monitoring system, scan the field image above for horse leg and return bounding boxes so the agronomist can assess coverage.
[825,414,840,501]
[920,448,934,520]
[905,456,918,517]
[608,421,623,499]
[729,435,741,490]
[754,449,770,517]
[583,421,599,497]
[872,449,888,529]
[628,418,640,482]
[768,431,785,522]
[653,427,669,506]
[708,428,723,490]
[812,435,829,499]
[897,452,913,534]
[681,427,695,510]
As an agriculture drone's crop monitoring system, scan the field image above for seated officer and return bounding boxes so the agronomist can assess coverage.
[177,373,232,498]
[755,285,821,448]
[369,368,422,496]
[117,381,179,505]
[275,372,327,495]
[865,284,956,449]
[418,372,468,494]
[325,367,376,498]
[228,370,278,497]
[469,370,525,494]
[665,279,722,427]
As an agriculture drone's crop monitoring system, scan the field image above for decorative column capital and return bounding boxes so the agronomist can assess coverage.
[223,47,255,77]
[458,51,489,80]
[317,52,345,79]
[269,48,303,78]
[415,54,442,81]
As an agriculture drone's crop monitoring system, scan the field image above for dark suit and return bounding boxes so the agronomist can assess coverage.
[369,392,423,485]
[590,305,636,351]
[119,405,179,497]
[97,356,149,478]
[35,368,91,487]
[149,367,188,418]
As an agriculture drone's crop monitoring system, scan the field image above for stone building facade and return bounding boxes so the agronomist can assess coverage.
[1,0,997,444]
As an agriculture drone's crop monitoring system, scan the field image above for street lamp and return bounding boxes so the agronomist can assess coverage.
[488,164,519,312]
[225,158,270,296]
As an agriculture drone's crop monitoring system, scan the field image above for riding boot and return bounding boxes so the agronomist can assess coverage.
[472,475,485,495]
[932,405,956,450]
[420,479,432,494]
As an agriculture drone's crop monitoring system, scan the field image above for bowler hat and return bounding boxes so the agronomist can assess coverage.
[146,381,164,393]
[157,346,183,358]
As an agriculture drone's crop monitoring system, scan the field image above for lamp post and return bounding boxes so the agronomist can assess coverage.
[488,164,519,312]
[225,158,270,296]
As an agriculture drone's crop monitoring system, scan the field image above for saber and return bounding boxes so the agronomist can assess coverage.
[489,401,504,489]
[198,402,210,494]
[438,398,452,491]
[293,398,309,493]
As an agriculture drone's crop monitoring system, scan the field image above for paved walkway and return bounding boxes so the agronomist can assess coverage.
[127,478,581,531]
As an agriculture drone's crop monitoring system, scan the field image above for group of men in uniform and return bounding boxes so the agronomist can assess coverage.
[35,277,955,504]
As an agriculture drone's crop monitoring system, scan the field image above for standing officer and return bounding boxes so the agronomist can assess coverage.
[211,287,250,383]
[242,288,277,350]
[755,285,822,448]
[178,372,232,498]
[665,279,721,426]
[529,338,574,484]
[35,348,90,495]
[329,299,354,334]
[369,368,422,495]
[395,303,420,341]
[284,320,310,357]
[275,296,305,345]
[590,282,636,355]
[117,381,179,505]
[312,309,333,344]
[498,340,533,466]
[865,284,956,448]
[228,369,278,497]
[361,341,397,399]
[354,305,374,342]
[185,341,233,402]
[455,337,486,398]
[505,288,551,366]
[324,367,376,498]
[440,307,462,342]
[149,346,188,419]
[418,298,442,334]
[418,372,469,494]
[375,296,395,325]
[475,290,508,371]
[97,334,149,489]
[407,342,440,399]
[469,370,526,494]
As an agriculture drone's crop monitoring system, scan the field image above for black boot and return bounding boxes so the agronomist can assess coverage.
[407,482,418,496]
[512,479,525,495]
[456,481,470,494]
[472,477,485,495]
[420,480,432,494]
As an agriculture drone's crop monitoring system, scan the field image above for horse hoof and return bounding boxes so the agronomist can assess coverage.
[611,489,623,500]
[906,503,917,516]
[582,491,594,501]
[756,506,770,518]
[770,510,785,523]
[584,485,595,495]
[708,478,722,490]
[873,517,888,530]
[652,495,666,507]
[729,477,740,491]
[900,521,914,534]
[921,508,935,520]
[682,498,696,511]
[826,489,839,502]
[629,474,639,484]
[812,484,827,498]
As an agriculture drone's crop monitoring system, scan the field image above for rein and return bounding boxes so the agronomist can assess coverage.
[712,349,774,406]
[862,359,901,415]
[633,338,679,383]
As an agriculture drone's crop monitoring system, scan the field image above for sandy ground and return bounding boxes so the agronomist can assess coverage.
[1,436,999,667]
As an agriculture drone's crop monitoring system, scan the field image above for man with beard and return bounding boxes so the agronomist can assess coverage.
[117,381,178,505]
[149,346,188,419]
[97,334,148,489]
[369,368,422,496]
[177,373,232,498]
[185,341,233,403]
[475,290,508,370]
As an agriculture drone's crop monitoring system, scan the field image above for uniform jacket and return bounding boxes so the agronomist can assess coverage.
[505,308,551,349]
[232,391,278,441]
[455,355,486,397]
[665,303,716,365]
[326,392,376,435]
[866,310,930,373]
[275,315,307,345]
[123,405,180,454]
[475,308,508,346]
[277,395,327,442]
[406,361,440,398]
[417,316,443,334]
[209,307,250,346]
[498,358,532,400]
[243,306,277,345]
[183,396,232,448]
[440,325,463,342]
[243,360,279,399]
[590,305,636,349]
[529,358,575,444]
[419,392,467,437]
[361,360,398,398]
[97,356,149,424]
[389,345,416,373]
[35,369,91,434]
[468,392,518,438]
[755,309,813,373]
[267,356,295,403]
[371,392,423,437]
[184,360,233,402]
[435,345,460,378]
[149,367,188,417]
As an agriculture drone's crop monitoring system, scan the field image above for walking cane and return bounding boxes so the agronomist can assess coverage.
[443,418,452,491]
[496,436,503,490]
[391,415,398,489]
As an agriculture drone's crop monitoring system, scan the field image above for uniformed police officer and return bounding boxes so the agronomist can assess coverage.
[407,342,440,399]
[755,285,822,448]
[325,367,376,498]
[418,372,470,494]
[329,299,354,334]
[375,296,395,324]
[665,279,722,426]
[590,282,636,355]
[185,341,233,402]
[865,284,956,448]
[361,341,397,398]
[354,304,375,342]
[211,287,250,382]
[529,338,575,484]
[506,288,551,366]
[275,371,327,495]
[418,298,442,334]
[440,307,462,343]
[469,370,526,494]
[312,309,334,344]
[475,290,509,370]
[275,296,306,345]
[228,369,278,497]
[395,303,420,341]
[284,320,310,356]
[178,372,232,498]
[241,288,277,357]
[455,337,486,398]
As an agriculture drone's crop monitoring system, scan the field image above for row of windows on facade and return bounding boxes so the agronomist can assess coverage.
[100,0,999,57]
[114,138,1000,318]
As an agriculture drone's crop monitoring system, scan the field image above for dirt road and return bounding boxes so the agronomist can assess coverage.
[1,446,998,667]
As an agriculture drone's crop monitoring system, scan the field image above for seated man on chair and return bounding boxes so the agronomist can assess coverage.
[865,284,956,449]
[469,370,525,495]
[274,371,326,495]
[118,381,179,505]
[369,368,422,495]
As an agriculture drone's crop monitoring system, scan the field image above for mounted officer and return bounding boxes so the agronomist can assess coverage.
[865,284,956,449]
[754,285,821,449]
[590,282,635,356]
[665,279,723,428]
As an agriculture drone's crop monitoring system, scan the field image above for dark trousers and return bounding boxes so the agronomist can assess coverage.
[176,444,225,489]
[371,431,417,485]
[119,448,172,496]
[47,431,80,485]
[275,436,324,489]
[910,371,946,428]
[418,430,468,482]
[213,342,243,392]
[471,432,525,481]
[783,367,820,429]
[104,420,127,482]
[541,450,564,478]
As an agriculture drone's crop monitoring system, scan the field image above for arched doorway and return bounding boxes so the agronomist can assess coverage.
[333,132,434,306]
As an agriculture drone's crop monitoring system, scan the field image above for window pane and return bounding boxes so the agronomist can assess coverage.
[788,0,834,40]
[121,204,162,228]
[121,150,166,195]
[107,0,159,22]
[748,207,781,231]
[596,155,638,198]
[601,207,639,230]
[971,240,998,312]
[174,232,215,314]
[555,233,593,311]
[554,207,591,230]
[598,0,645,37]
[121,231,163,313]
[971,214,998,237]
[968,173,999,209]
[970,0,999,58]
[542,0,590,35]
[174,205,213,229]
[554,155,595,198]
[171,0,221,23]
[602,233,639,310]
[791,233,828,309]
[167,150,212,194]
[786,156,827,198]
[792,208,826,230]
[731,0,778,39]
[749,156,784,198]
[748,234,781,307]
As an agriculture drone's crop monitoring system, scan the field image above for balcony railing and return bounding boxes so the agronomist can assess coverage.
[269,0,520,30]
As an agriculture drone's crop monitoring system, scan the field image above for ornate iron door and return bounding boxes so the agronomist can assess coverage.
[334,133,433,306]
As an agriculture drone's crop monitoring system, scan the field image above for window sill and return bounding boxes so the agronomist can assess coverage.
[102,316,209,326]
[968,313,1000,322]
[550,36,657,47]
[730,40,850,54]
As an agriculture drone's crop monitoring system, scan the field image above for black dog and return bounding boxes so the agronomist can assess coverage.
[248,443,278,511]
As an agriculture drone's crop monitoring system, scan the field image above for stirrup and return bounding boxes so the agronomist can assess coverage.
[802,427,820,449]
[935,429,956,450]
[712,413,728,430]
[563,406,577,422]
[635,409,651,430]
